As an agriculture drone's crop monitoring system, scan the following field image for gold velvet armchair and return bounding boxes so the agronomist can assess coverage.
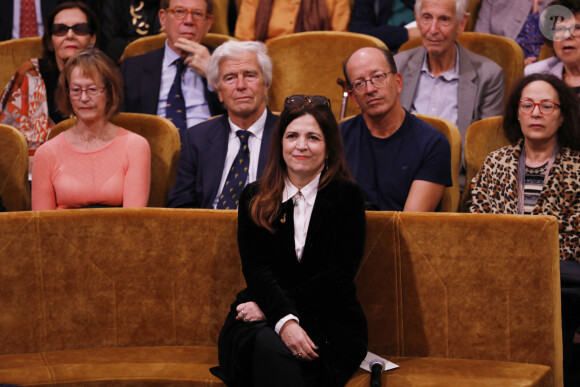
[209,0,232,35]
[48,113,181,207]
[460,115,510,211]
[0,124,30,211]
[0,37,43,91]
[0,209,563,386]
[465,0,482,32]
[414,114,462,212]
[539,44,556,61]
[399,32,524,103]
[119,33,237,62]
[266,31,388,120]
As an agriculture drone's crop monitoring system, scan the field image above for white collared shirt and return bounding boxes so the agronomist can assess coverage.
[274,173,321,335]
[12,0,43,38]
[157,41,212,128]
[282,174,320,261]
[211,109,268,209]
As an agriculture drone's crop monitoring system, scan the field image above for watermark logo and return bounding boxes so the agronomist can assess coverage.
[540,5,575,41]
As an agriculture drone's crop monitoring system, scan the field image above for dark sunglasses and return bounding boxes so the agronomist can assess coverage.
[51,23,91,36]
[284,95,331,109]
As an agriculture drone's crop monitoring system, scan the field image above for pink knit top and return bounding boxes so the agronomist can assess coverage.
[32,128,151,210]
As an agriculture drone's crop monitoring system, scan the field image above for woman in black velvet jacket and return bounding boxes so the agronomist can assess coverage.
[211,95,368,387]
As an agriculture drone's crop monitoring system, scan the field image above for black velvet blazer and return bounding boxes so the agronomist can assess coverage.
[215,178,368,386]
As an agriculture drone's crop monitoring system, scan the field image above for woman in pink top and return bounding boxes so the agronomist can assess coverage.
[32,48,151,210]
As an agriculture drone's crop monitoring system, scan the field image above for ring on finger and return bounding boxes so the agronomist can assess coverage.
[294,352,302,358]
[240,310,246,317]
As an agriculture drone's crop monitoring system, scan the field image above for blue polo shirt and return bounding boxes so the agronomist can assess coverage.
[340,110,452,211]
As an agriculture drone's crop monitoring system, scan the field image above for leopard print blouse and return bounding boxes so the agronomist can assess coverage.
[470,141,580,262]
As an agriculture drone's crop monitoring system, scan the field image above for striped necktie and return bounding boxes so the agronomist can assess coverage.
[216,130,250,210]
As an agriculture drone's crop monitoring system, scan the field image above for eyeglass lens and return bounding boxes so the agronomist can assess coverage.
[52,23,91,36]
[519,100,558,115]
[169,8,206,20]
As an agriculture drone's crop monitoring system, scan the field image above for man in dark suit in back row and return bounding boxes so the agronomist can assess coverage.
[167,40,277,209]
[120,0,225,137]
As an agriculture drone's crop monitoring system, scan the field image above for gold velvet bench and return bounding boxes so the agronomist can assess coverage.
[0,209,562,386]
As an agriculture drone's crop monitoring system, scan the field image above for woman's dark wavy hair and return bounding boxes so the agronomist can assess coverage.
[503,73,580,150]
[42,1,100,71]
[249,101,351,233]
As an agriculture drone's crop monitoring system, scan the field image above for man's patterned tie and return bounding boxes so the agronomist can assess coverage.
[166,57,187,136]
[20,0,39,38]
[216,130,250,209]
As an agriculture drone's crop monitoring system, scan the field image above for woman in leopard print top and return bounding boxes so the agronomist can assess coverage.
[470,73,580,377]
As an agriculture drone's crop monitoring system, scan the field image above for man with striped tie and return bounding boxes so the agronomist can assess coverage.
[167,41,278,209]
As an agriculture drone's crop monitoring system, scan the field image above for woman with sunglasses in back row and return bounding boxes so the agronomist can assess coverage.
[0,2,99,173]
[211,95,367,387]
[469,73,580,383]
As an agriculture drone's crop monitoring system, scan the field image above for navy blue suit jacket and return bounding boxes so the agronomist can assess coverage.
[167,110,278,208]
[120,47,225,117]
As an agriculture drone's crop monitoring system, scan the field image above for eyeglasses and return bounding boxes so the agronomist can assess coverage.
[350,72,394,94]
[518,100,561,115]
[552,23,580,40]
[166,7,208,21]
[69,86,106,98]
[284,95,331,109]
[51,23,91,36]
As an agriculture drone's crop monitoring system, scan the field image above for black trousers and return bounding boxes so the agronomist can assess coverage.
[252,325,323,387]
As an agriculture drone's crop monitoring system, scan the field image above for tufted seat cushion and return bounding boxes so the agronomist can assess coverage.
[0,348,551,386]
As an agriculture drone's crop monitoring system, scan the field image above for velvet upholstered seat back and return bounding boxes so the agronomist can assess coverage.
[119,32,237,62]
[0,124,30,211]
[359,212,562,387]
[0,208,245,352]
[461,115,510,211]
[0,209,562,386]
[266,31,388,120]
[0,37,43,93]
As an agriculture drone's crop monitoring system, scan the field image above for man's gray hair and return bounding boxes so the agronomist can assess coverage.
[414,0,470,20]
[206,40,273,91]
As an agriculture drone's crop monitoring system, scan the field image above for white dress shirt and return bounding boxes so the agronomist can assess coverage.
[274,173,321,334]
[211,109,267,209]
[12,0,43,39]
[157,41,212,129]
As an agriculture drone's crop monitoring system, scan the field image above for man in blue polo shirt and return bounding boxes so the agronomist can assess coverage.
[341,47,451,211]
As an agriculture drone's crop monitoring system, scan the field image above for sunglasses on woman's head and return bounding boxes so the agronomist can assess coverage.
[51,23,91,36]
[284,95,331,109]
